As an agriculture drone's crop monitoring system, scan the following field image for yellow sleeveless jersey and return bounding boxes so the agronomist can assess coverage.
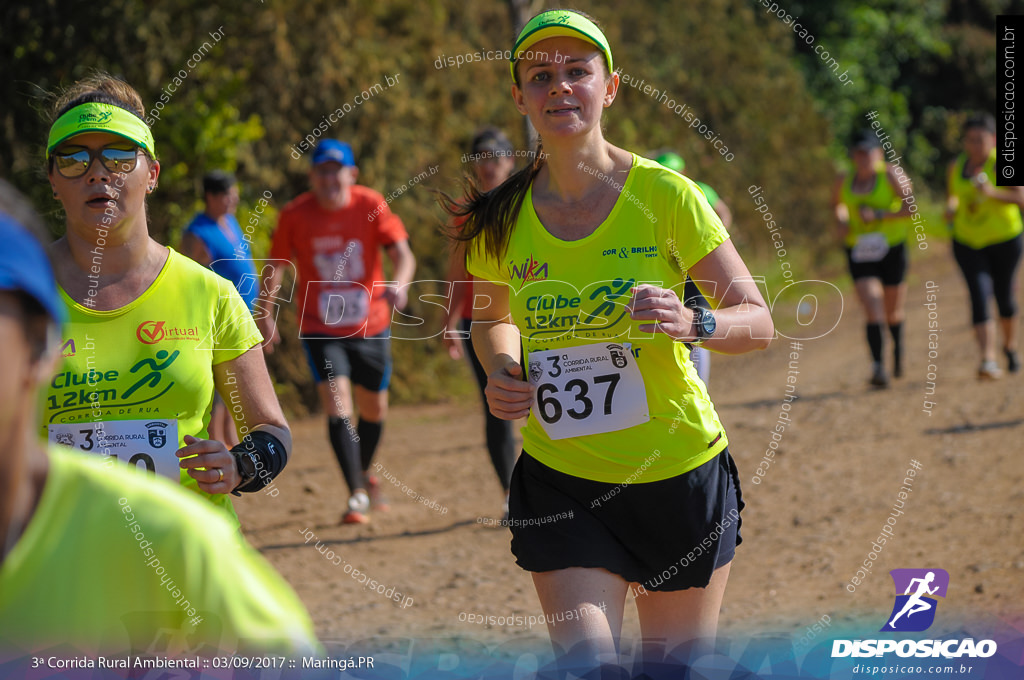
[950,150,1024,249]
[840,168,910,247]
[467,154,730,484]
[40,248,262,522]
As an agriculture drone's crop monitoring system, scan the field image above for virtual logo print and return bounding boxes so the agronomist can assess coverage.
[881,568,949,632]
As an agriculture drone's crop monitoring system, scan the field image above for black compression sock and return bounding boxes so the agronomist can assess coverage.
[889,322,904,373]
[867,323,884,364]
[358,419,383,472]
[485,414,516,491]
[328,416,363,493]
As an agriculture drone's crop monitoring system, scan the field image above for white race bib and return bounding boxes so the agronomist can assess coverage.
[851,233,890,263]
[527,342,649,440]
[319,286,370,326]
[49,420,180,481]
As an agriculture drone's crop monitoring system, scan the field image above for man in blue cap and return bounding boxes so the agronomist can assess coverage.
[260,140,416,524]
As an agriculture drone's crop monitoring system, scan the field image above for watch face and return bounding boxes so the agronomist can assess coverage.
[700,309,716,337]
[238,452,257,478]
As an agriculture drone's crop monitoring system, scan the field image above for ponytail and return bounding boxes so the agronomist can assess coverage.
[439,142,545,263]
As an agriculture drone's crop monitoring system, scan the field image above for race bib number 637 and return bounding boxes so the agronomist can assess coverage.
[527,342,649,440]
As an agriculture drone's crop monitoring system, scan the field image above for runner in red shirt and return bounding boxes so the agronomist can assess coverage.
[260,140,416,524]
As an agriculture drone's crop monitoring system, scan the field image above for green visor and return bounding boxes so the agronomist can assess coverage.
[510,10,613,82]
[47,102,156,160]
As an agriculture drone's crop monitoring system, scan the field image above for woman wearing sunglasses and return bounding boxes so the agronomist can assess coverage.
[42,73,290,525]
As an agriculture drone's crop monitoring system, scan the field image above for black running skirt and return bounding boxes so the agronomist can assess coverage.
[507,447,743,591]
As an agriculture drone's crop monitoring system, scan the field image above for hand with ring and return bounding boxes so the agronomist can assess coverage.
[176,435,241,494]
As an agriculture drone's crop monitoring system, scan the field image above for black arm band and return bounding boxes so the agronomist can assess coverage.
[230,430,288,495]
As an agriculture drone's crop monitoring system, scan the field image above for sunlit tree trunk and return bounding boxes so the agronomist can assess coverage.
[507,0,544,148]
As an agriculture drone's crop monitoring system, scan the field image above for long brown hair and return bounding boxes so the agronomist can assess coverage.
[438,141,546,263]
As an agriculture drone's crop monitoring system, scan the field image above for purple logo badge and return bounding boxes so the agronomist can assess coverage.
[881,568,949,632]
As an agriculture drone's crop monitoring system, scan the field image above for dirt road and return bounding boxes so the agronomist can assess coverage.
[235,247,1023,655]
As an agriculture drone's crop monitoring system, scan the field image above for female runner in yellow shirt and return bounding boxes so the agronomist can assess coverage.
[946,113,1024,378]
[443,9,774,676]
[42,72,291,522]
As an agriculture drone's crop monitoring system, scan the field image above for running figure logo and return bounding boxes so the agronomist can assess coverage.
[78,110,113,124]
[881,568,949,632]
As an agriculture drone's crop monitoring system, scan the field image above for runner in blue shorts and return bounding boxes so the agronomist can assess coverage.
[260,140,416,524]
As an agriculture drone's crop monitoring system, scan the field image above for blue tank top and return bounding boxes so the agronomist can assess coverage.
[184,213,258,309]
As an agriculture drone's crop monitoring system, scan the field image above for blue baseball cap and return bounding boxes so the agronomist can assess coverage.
[312,139,356,167]
[0,212,66,325]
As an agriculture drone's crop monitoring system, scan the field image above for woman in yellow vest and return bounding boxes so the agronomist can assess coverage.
[40,72,291,525]
[946,113,1024,378]
[832,130,915,387]
[0,181,318,656]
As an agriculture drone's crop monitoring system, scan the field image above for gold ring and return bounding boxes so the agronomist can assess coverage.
[217,468,224,482]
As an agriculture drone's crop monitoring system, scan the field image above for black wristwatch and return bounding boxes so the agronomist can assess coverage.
[232,449,259,494]
[691,307,717,345]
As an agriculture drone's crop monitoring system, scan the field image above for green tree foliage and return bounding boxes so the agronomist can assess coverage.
[9,0,970,407]
[601,0,833,254]
[759,0,1022,191]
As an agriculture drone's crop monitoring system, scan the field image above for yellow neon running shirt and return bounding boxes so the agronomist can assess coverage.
[467,154,730,484]
[950,150,1024,249]
[840,168,910,247]
[0,446,319,654]
[40,248,262,522]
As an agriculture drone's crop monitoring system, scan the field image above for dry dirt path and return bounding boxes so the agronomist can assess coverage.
[234,247,1023,656]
